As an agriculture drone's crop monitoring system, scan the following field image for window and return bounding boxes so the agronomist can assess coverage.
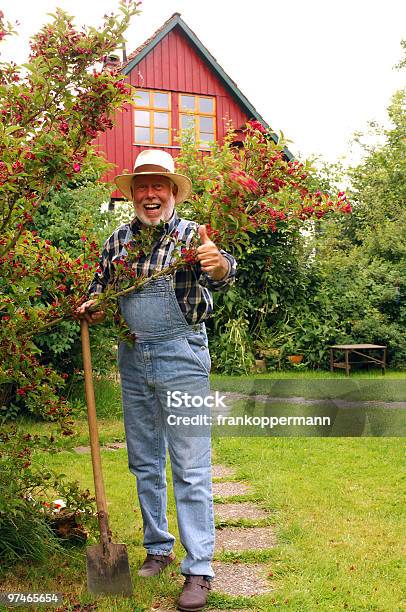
[134,89,171,145]
[179,95,216,149]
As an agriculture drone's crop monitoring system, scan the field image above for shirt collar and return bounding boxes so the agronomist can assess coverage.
[164,210,179,234]
[130,210,179,236]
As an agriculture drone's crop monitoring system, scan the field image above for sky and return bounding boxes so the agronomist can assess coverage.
[1,0,405,166]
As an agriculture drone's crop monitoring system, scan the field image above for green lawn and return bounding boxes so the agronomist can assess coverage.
[211,371,406,402]
[2,373,405,611]
[213,436,405,611]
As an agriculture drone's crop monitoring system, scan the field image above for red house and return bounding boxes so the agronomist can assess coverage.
[94,13,293,201]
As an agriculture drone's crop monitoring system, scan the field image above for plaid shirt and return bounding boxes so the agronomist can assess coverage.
[88,211,237,324]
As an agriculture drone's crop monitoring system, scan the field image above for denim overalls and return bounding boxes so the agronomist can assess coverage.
[117,219,215,578]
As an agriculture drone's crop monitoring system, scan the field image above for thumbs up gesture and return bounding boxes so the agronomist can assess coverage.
[196,225,229,281]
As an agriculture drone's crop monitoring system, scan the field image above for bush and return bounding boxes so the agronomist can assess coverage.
[0,427,96,569]
[210,314,255,374]
[175,127,350,373]
[33,173,127,378]
[0,2,139,566]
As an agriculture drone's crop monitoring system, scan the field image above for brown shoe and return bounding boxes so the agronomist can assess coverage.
[137,552,175,577]
[177,575,211,611]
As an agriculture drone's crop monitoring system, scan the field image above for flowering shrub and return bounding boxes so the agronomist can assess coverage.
[1,230,101,423]
[173,124,352,372]
[31,171,125,377]
[0,2,140,563]
[176,122,351,253]
[0,2,140,420]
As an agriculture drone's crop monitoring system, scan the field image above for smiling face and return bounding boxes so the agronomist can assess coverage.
[131,174,177,226]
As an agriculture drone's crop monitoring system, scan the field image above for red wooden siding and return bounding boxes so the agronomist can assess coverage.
[94,25,250,199]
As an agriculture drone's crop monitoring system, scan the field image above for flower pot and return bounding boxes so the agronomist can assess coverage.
[287,354,303,364]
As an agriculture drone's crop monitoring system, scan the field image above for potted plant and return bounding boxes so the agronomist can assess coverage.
[283,338,304,365]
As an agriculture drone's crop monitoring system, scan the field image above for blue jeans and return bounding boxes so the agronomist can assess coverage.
[118,276,215,578]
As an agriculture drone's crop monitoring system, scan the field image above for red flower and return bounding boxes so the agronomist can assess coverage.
[181,247,198,265]
[73,163,81,172]
[272,177,286,192]
[247,120,267,134]
[205,225,220,241]
[58,120,69,135]
[114,80,129,94]
[12,160,24,173]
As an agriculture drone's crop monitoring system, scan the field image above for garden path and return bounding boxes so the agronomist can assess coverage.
[74,403,277,608]
[152,463,274,610]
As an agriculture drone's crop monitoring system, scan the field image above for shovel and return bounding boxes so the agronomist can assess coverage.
[80,318,133,596]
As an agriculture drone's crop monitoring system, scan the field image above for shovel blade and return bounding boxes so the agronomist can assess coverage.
[86,542,133,596]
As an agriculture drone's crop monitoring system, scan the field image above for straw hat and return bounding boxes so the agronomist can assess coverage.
[114,149,192,204]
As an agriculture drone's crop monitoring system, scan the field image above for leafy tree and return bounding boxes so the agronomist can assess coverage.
[350,89,406,237]
[307,44,406,368]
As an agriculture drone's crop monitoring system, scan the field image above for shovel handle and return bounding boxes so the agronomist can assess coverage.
[80,318,111,548]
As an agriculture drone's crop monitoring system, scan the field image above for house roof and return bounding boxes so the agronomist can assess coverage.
[122,13,294,160]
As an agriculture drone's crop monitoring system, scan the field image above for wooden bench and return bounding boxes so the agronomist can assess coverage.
[329,344,387,376]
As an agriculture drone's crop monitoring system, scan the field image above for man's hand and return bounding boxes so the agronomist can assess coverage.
[197,225,229,281]
[75,299,106,325]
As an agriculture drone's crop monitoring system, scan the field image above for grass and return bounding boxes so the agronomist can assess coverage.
[211,369,406,381]
[213,400,406,437]
[214,436,406,611]
[17,415,125,450]
[19,367,405,443]
[2,372,405,611]
[211,372,406,402]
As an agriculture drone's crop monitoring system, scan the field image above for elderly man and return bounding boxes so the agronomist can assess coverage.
[77,149,236,611]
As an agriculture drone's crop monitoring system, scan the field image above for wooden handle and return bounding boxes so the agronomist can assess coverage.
[80,319,111,548]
